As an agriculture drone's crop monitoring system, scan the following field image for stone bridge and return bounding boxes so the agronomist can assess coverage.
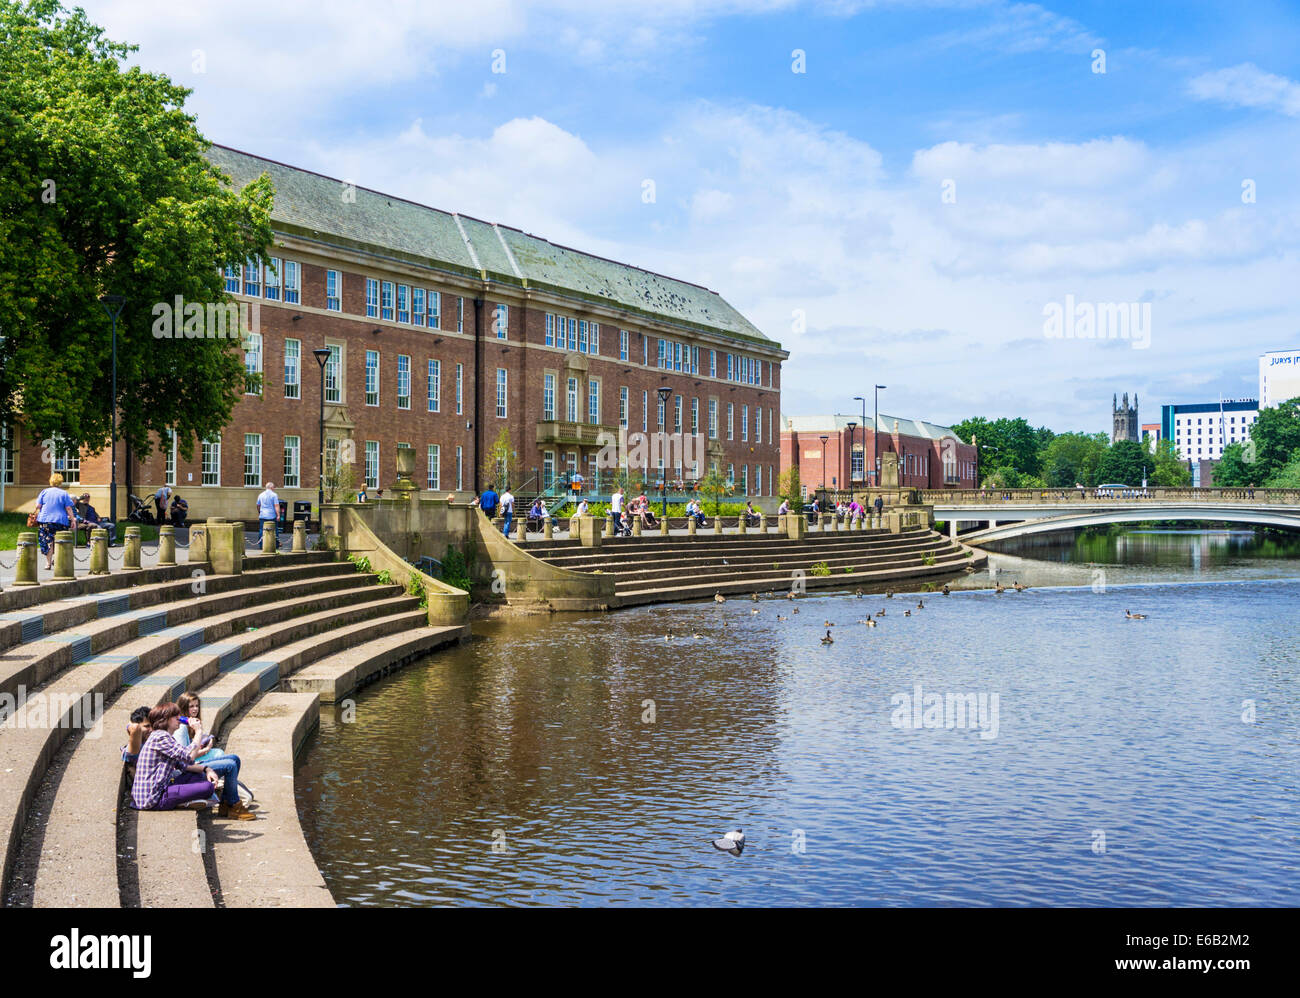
[917,488,1300,544]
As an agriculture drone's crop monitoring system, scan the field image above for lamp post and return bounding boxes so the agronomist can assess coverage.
[656,385,672,521]
[314,348,331,518]
[846,421,857,490]
[819,434,829,499]
[873,384,886,486]
[98,295,126,526]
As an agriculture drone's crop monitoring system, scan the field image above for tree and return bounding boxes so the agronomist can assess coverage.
[698,465,732,515]
[1041,432,1108,487]
[1095,440,1147,485]
[0,0,274,460]
[480,426,519,490]
[1213,442,1256,487]
[1148,438,1191,487]
[778,465,802,507]
[1248,398,1300,483]
[953,416,1050,479]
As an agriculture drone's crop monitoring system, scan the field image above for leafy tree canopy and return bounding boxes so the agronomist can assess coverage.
[0,0,274,459]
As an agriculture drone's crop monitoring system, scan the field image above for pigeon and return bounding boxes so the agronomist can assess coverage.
[712,829,745,855]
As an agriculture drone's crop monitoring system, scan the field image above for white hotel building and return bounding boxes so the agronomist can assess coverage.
[1162,400,1259,463]
[1259,349,1300,409]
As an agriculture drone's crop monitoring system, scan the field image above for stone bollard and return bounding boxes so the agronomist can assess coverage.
[737,514,747,535]
[758,513,767,534]
[632,517,642,536]
[544,517,554,540]
[606,513,617,539]
[293,519,308,552]
[13,531,39,586]
[261,519,277,555]
[123,526,142,570]
[576,515,603,549]
[688,516,697,536]
[53,530,75,580]
[659,517,669,535]
[158,525,176,565]
[835,514,844,532]
[89,528,109,575]
[515,515,527,543]
[713,515,722,534]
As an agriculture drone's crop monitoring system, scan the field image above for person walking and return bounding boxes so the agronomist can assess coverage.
[153,484,172,524]
[610,486,625,536]
[34,473,78,571]
[500,486,515,535]
[873,494,884,525]
[478,483,499,520]
[256,481,279,550]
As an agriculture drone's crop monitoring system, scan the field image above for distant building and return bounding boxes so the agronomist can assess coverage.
[1259,349,1300,409]
[1161,400,1258,463]
[1112,392,1139,443]
[1141,422,1161,452]
[780,414,978,492]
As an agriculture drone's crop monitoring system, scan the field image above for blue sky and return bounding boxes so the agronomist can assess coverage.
[82,0,1300,433]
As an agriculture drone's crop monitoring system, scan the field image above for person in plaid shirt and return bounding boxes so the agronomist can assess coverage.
[130,703,254,818]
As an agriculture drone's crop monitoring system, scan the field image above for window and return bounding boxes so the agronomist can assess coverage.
[543,452,555,490]
[455,364,463,414]
[658,339,666,369]
[284,260,300,304]
[427,444,440,490]
[708,399,718,439]
[243,433,261,487]
[326,270,341,311]
[742,405,748,442]
[568,317,577,351]
[53,439,80,485]
[429,291,441,329]
[741,465,748,494]
[727,403,734,440]
[588,378,600,424]
[727,354,734,380]
[691,346,699,375]
[579,320,588,353]
[496,368,507,418]
[243,258,261,297]
[283,338,300,399]
[546,314,555,348]
[411,287,425,327]
[164,429,176,486]
[427,359,440,412]
[675,342,683,372]
[657,393,666,430]
[619,387,629,428]
[456,445,463,491]
[201,435,221,486]
[283,435,300,488]
[710,350,717,378]
[366,278,379,318]
[264,257,281,301]
[543,373,556,421]
[643,336,648,366]
[397,355,411,409]
[691,398,699,435]
[325,343,342,404]
[620,329,628,361]
[755,404,761,443]
[397,285,410,324]
[365,350,379,406]
[364,441,379,488]
[494,304,508,339]
[566,377,578,423]
[674,395,682,433]
[244,332,262,395]
[589,321,599,354]
[224,265,241,295]
[456,296,464,332]
[642,390,648,433]
[727,463,735,485]
[755,465,761,497]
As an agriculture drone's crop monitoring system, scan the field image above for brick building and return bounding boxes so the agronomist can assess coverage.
[780,414,978,492]
[2,146,786,519]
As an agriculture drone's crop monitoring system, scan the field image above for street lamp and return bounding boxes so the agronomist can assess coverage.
[874,384,886,486]
[314,348,331,518]
[819,434,829,497]
[656,385,673,521]
[98,295,126,526]
[846,421,857,488]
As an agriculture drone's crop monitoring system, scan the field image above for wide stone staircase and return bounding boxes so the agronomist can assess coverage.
[0,550,466,908]
[526,525,979,606]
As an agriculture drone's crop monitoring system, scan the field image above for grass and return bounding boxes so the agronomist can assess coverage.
[0,512,159,549]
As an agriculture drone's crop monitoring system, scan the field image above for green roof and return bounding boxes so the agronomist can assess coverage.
[206,145,777,349]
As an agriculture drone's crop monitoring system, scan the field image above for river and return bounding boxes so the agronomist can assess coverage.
[294,529,1300,906]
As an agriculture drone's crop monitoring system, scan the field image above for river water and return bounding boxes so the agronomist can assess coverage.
[295,530,1300,906]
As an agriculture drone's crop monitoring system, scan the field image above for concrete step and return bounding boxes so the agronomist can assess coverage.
[523,527,931,558]
[285,625,468,703]
[203,693,334,908]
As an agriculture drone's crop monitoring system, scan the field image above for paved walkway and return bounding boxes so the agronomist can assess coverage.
[0,527,316,588]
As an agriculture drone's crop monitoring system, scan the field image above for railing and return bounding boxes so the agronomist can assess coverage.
[919,487,1300,505]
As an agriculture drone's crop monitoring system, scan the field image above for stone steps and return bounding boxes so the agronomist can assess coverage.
[14,585,413,908]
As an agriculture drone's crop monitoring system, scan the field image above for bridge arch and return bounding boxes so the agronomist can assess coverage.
[956,506,1300,544]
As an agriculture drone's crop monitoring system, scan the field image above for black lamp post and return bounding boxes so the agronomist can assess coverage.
[873,384,886,486]
[846,421,857,488]
[656,385,672,520]
[314,348,331,517]
[819,434,829,497]
[98,295,126,526]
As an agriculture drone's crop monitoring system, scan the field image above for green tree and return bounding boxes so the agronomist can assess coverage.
[1266,453,1300,488]
[480,426,520,490]
[778,464,802,507]
[698,464,732,515]
[953,416,1050,479]
[1248,398,1300,483]
[0,0,275,460]
[1041,432,1109,487]
[1213,442,1255,487]
[1095,440,1147,485]
[1149,438,1191,487]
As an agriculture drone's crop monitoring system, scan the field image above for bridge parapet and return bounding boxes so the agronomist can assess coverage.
[921,487,1300,505]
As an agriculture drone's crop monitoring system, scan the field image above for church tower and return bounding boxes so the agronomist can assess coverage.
[1112,392,1138,443]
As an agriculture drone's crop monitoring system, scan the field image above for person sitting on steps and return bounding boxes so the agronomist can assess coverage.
[130,702,253,818]
[174,691,251,818]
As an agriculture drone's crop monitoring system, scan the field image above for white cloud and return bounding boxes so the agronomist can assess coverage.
[1188,63,1300,117]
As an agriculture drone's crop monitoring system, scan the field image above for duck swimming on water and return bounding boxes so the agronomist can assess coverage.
[820,630,834,644]
[712,829,745,855]
[1125,609,1147,620]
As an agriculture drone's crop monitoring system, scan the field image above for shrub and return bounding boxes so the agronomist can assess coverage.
[441,545,472,593]
[844,566,855,574]
[348,554,371,573]
[375,568,392,585]
[406,572,428,609]
[922,553,936,566]
[811,561,831,577]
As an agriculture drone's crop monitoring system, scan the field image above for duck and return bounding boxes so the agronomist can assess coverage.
[1013,581,1028,592]
[693,633,703,639]
[776,614,787,621]
[820,630,834,644]
[875,609,886,617]
[750,592,758,602]
[714,593,726,604]
[712,829,745,854]
[942,584,951,596]
[1125,609,1147,620]
[916,600,925,609]
[964,565,976,574]
[750,608,760,616]
[865,618,877,628]
[786,592,795,601]
[855,589,864,598]
[792,608,800,614]
[824,620,834,627]
[904,610,912,617]
[994,583,1006,594]
[665,632,674,641]
[885,589,895,599]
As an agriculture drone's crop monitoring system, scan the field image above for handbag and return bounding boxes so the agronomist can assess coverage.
[27,496,39,528]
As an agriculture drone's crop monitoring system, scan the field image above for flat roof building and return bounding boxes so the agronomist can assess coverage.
[1259,349,1300,409]
[1161,400,1258,463]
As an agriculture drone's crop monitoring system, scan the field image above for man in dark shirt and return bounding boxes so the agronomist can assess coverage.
[75,493,116,544]
[478,484,499,519]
